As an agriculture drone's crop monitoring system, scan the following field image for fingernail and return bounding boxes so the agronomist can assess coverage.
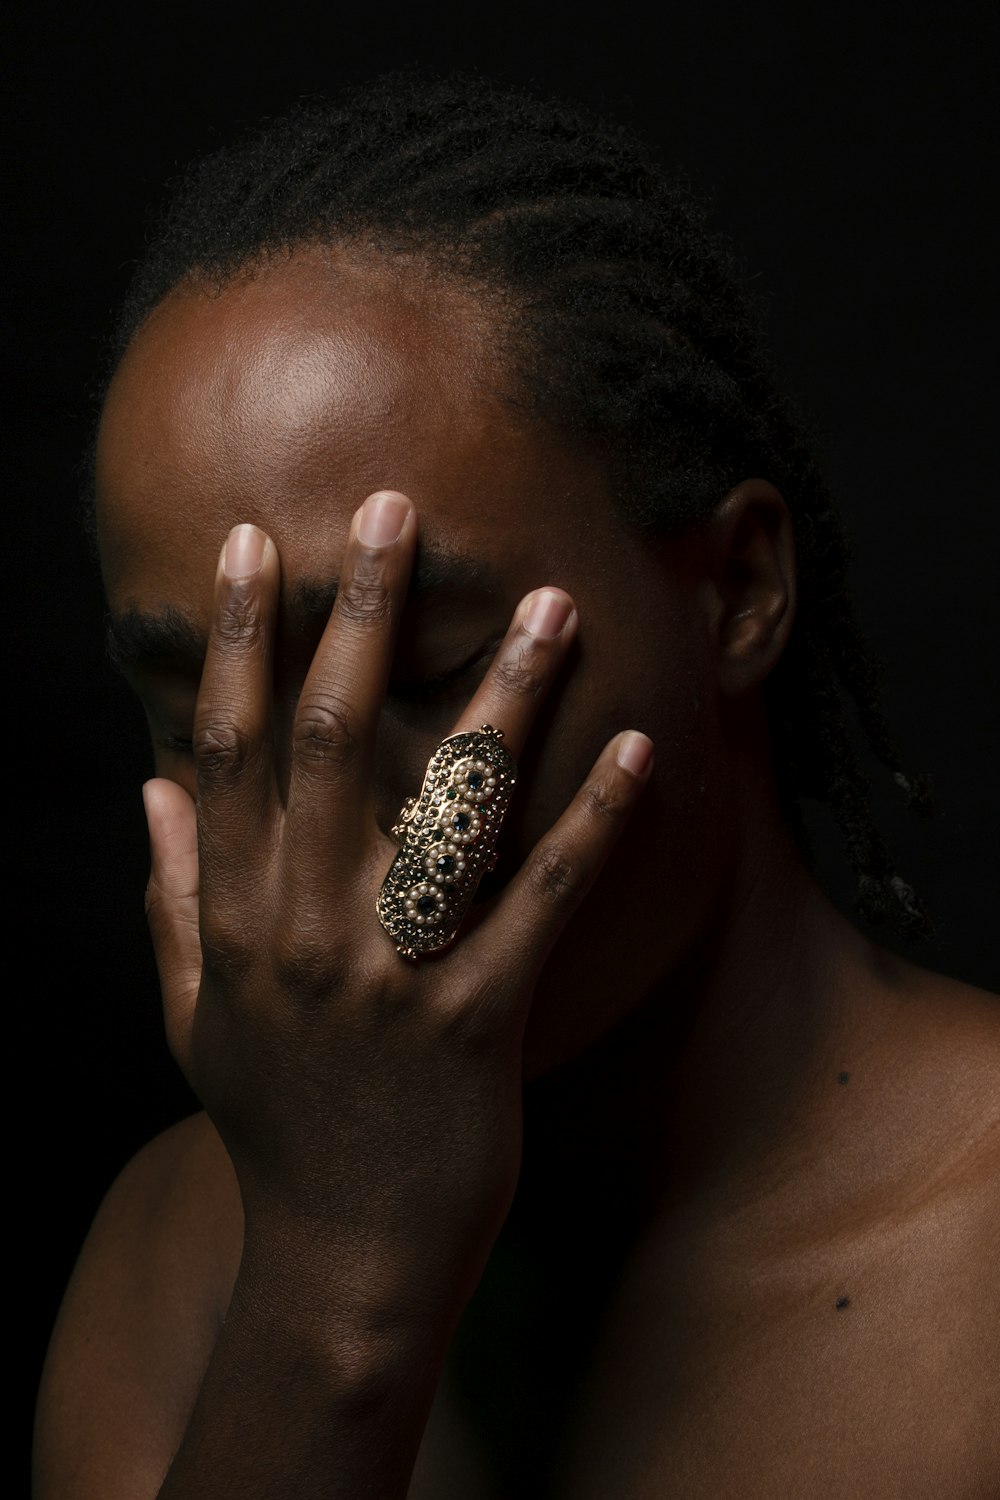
[522,589,573,640]
[616,731,654,777]
[224,524,266,579]
[358,491,410,548]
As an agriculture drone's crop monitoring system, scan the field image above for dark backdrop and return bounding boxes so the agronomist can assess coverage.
[14,0,997,1459]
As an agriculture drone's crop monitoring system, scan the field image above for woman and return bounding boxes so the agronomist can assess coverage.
[34,75,999,1496]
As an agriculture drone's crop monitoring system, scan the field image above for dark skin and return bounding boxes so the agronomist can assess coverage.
[34,246,999,1497]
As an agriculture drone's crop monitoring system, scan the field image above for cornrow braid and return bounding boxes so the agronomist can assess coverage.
[98,71,935,940]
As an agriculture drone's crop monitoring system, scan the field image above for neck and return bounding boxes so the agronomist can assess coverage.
[450,785,895,1456]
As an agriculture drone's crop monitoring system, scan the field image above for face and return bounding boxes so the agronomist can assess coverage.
[96,245,736,1077]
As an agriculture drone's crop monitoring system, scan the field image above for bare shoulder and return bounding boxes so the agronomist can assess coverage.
[35,1113,495,1499]
[886,949,1000,1041]
[837,948,1000,1272]
[874,949,1000,1164]
[835,952,1000,1476]
[558,956,1000,1500]
[33,1113,242,1498]
[61,1109,243,1312]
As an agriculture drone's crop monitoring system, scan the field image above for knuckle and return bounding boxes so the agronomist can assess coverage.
[336,570,393,629]
[491,642,547,700]
[214,588,266,651]
[444,972,513,1045]
[581,774,631,826]
[293,697,360,770]
[272,926,347,1003]
[192,720,255,779]
[143,875,162,921]
[144,873,197,928]
[198,912,256,980]
[530,841,583,906]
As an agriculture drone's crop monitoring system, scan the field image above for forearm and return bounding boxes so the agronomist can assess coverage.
[158,1243,452,1500]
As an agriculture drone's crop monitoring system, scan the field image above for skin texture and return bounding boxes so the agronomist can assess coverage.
[94,248,758,1078]
[34,246,1000,1497]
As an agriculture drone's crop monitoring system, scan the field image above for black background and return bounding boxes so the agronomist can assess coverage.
[14,0,997,1462]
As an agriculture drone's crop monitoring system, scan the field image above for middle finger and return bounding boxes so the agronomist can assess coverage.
[283,490,416,874]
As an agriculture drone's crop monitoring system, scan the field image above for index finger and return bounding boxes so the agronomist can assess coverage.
[191,524,282,908]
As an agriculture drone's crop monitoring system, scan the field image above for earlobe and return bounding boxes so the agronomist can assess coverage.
[704,479,797,697]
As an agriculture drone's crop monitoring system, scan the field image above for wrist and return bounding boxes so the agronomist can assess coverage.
[158,1242,452,1499]
[232,1225,459,1387]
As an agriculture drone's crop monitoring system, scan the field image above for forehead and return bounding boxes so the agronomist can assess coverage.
[96,245,631,617]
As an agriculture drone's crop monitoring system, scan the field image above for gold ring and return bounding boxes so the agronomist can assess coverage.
[376,724,517,960]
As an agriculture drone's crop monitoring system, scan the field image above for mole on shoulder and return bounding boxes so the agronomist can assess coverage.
[838,1071,850,1085]
[836,1295,851,1310]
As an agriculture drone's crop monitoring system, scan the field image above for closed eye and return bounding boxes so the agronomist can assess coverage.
[388,638,502,701]
[155,732,195,753]
[148,638,505,748]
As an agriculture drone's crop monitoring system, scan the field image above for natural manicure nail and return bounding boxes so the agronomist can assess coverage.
[358,491,410,548]
[523,589,573,640]
[617,731,653,777]
[224,524,266,579]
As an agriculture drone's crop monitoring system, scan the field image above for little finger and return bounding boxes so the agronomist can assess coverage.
[464,730,655,1000]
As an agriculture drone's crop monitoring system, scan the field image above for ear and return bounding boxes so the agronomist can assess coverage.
[697,479,797,697]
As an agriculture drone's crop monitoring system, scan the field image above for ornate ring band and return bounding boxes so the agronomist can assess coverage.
[376,724,517,961]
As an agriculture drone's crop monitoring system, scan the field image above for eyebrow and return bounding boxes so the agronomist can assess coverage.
[106,541,498,671]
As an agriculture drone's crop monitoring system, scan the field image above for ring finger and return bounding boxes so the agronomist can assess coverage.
[446,585,579,761]
[372,585,579,961]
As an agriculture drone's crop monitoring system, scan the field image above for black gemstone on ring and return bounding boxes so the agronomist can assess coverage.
[454,811,471,831]
[417,894,438,915]
[468,770,484,789]
[436,855,456,874]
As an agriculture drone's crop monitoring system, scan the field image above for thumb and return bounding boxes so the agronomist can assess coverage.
[142,778,202,1074]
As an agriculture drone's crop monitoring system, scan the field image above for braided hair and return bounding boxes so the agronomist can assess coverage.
[97,72,935,939]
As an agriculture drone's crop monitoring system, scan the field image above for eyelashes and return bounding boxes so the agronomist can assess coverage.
[157,733,195,754]
[387,637,503,703]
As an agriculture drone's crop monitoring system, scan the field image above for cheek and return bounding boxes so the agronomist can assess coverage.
[512,627,734,1075]
[507,612,719,859]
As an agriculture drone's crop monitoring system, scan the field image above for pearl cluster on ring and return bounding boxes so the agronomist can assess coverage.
[404,755,497,927]
[377,725,516,958]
